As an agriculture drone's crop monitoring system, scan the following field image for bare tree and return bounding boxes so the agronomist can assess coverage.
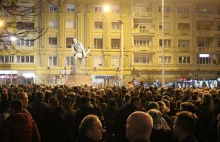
[0,0,59,54]
[141,70,159,86]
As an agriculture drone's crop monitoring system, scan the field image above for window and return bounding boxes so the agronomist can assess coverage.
[66,21,75,29]
[196,7,212,14]
[93,56,103,67]
[112,5,120,13]
[94,22,103,29]
[48,56,57,66]
[178,7,190,13]
[198,54,210,64]
[94,38,103,49]
[111,39,120,49]
[66,38,73,48]
[49,20,57,28]
[178,23,190,30]
[17,22,34,30]
[134,40,151,46]
[178,40,190,47]
[159,39,171,47]
[197,39,210,47]
[0,56,14,63]
[159,6,171,13]
[159,22,171,30]
[17,56,34,63]
[179,56,190,64]
[66,4,75,12]
[17,39,34,46]
[66,56,74,66]
[94,5,102,12]
[49,4,57,12]
[134,54,152,64]
[159,56,172,64]
[112,22,120,29]
[111,57,120,67]
[49,37,57,48]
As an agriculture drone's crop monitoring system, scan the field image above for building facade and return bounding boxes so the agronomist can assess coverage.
[0,0,220,87]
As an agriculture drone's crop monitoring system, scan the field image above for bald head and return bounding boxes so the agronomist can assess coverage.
[126,111,153,141]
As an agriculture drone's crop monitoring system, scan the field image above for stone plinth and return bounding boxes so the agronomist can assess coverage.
[66,69,92,86]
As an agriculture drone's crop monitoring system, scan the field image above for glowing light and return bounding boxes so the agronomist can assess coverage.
[103,5,110,12]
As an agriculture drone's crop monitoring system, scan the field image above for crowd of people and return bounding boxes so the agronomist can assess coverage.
[0,83,220,142]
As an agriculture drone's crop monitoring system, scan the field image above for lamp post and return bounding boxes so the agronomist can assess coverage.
[104,5,124,86]
[10,36,17,84]
[162,0,165,87]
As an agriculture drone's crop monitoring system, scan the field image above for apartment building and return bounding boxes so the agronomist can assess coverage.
[0,0,220,86]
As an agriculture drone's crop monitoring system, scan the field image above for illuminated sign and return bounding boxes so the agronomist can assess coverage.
[95,76,115,79]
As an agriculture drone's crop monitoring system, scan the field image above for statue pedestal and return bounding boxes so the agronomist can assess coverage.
[66,69,92,86]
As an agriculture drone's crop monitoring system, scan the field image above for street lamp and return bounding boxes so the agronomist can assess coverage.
[161,0,165,87]
[103,5,124,86]
[10,36,17,84]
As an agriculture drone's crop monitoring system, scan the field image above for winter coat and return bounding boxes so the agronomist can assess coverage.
[3,113,40,142]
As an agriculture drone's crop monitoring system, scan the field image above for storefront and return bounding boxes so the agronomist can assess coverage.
[91,75,120,86]
[0,70,35,85]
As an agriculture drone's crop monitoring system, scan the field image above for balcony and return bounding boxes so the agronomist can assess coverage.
[196,30,212,36]
[157,13,173,19]
[196,47,216,53]
[133,28,155,35]
[133,46,154,52]
[211,31,220,37]
[133,12,154,18]
[177,13,192,19]
[196,14,212,20]
[177,30,192,36]
[212,14,220,20]
[175,47,193,52]
[157,30,173,35]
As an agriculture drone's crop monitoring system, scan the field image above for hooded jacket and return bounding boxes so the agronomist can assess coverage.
[3,113,40,142]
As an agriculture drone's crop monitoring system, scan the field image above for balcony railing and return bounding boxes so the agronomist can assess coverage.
[196,30,212,36]
[133,46,154,52]
[157,13,173,19]
[213,14,220,20]
[196,47,219,52]
[157,30,173,35]
[133,12,154,18]
[177,30,192,35]
[175,47,193,52]
[177,13,192,19]
[211,31,220,36]
[133,28,155,34]
[196,14,211,20]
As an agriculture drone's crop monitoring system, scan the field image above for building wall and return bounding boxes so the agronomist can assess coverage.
[0,0,220,85]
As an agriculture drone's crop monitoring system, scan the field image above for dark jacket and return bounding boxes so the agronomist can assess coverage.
[76,136,97,142]
[3,113,40,142]
[181,134,198,142]
[114,104,137,142]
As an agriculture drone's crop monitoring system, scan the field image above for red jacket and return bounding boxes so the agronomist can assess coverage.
[3,113,41,142]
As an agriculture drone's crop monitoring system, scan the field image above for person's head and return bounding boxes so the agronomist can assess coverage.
[126,111,153,141]
[173,111,196,140]
[48,97,59,109]
[61,97,72,109]
[158,101,167,114]
[80,96,91,107]
[79,115,104,141]
[147,109,170,130]
[202,93,212,105]
[180,102,197,114]
[16,92,28,108]
[9,99,23,113]
[35,91,44,102]
[130,96,141,110]
[0,92,8,100]
[73,38,77,44]
[146,102,159,111]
